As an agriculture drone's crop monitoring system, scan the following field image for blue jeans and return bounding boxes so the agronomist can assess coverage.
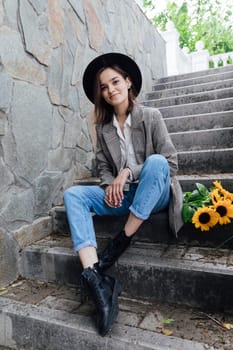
[64,155,170,252]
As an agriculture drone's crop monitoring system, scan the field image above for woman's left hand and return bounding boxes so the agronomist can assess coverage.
[104,168,130,207]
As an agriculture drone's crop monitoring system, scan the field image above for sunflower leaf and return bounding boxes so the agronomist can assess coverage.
[183,192,192,202]
[196,183,209,197]
[182,204,196,223]
[188,189,204,202]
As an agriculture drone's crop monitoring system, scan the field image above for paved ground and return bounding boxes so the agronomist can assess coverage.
[1,278,233,349]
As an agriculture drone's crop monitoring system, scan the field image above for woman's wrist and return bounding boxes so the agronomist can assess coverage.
[126,167,133,181]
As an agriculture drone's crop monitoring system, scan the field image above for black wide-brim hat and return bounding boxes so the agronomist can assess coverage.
[82,52,142,103]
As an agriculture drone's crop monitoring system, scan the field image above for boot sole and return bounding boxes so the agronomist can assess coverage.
[100,279,122,336]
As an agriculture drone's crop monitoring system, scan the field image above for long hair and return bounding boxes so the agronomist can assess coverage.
[93,65,137,125]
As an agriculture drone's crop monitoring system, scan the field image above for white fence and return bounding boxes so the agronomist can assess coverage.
[161,21,233,76]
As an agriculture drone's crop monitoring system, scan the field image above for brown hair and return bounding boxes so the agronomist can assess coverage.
[93,65,137,125]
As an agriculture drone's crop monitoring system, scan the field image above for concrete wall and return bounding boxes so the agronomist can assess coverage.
[0,0,166,286]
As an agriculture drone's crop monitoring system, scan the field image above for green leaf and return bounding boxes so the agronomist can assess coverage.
[188,189,203,202]
[163,318,175,325]
[182,204,196,223]
[196,183,209,197]
[189,200,204,209]
[183,192,192,202]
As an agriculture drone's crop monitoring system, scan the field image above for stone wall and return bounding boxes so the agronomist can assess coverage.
[0,0,166,286]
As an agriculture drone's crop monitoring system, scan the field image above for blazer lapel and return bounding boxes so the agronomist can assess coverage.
[102,122,122,172]
[131,105,146,162]
[102,105,146,171]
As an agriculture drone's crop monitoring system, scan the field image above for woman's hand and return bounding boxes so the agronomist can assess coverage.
[104,168,130,208]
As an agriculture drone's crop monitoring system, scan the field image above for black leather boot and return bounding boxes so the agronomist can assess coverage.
[81,267,121,336]
[98,230,133,273]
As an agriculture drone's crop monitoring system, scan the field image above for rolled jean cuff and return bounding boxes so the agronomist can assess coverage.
[129,206,149,221]
[74,240,97,253]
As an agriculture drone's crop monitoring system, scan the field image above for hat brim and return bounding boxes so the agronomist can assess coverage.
[82,52,142,103]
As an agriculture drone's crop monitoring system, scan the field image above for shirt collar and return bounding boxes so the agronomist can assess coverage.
[113,114,131,128]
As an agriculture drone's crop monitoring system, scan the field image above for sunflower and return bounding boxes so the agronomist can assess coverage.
[213,180,233,201]
[213,180,224,191]
[221,189,233,201]
[213,199,233,225]
[210,188,222,204]
[192,206,219,231]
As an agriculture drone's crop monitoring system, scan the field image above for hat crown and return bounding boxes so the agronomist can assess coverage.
[82,52,142,103]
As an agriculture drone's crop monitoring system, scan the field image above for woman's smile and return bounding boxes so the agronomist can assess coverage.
[99,68,130,109]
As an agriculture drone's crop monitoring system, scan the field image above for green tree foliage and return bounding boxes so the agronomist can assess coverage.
[143,0,233,55]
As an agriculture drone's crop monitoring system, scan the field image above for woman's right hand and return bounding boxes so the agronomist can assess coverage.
[104,168,130,207]
[104,184,122,208]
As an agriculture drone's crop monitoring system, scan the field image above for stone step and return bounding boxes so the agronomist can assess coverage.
[143,87,233,108]
[0,279,225,350]
[153,70,233,91]
[155,64,233,84]
[19,238,233,312]
[73,174,233,193]
[177,173,233,192]
[178,148,233,174]
[170,127,233,151]
[119,242,233,311]
[154,97,233,118]
[147,78,233,99]
[164,110,233,133]
[51,200,233,248]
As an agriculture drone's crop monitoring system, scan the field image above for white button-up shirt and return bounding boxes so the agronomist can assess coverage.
[113,114,137,180]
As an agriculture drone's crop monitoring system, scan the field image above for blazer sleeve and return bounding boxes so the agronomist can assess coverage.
[151,109,178,176]
[95,125,115,187]
[128,164,143,181]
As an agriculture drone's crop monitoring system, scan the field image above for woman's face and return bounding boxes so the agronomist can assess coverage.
[99,68,131,110]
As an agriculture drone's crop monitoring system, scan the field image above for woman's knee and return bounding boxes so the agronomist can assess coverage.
[144,154,169,172]
[64,185,104,207]
[63,186,84,203]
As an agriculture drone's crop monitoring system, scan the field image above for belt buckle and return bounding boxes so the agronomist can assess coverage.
[123,183,130,191]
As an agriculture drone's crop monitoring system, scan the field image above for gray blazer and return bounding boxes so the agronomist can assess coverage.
[95,104,184,236]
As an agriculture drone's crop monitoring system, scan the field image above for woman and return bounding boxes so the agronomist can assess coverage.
[64,53,183,336]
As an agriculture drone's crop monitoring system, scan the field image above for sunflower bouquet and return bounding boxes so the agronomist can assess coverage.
[182,181,233,231]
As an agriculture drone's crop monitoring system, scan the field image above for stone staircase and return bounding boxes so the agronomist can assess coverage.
[1,65,233,350]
